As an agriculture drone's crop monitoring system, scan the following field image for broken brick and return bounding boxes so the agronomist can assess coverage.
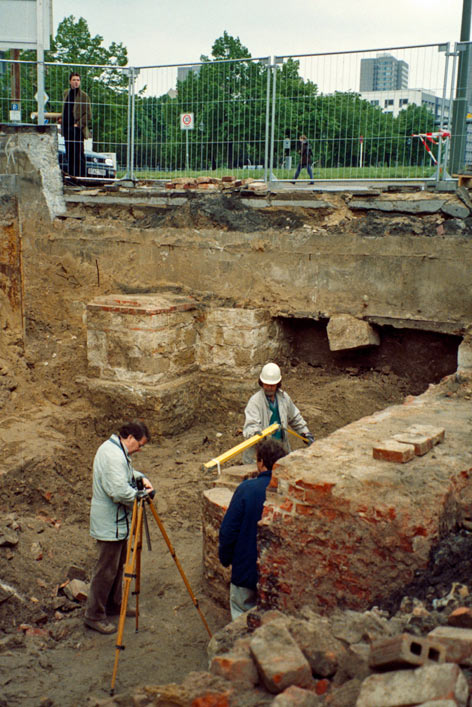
[210,651,258,687]
[448,607,472,629]
[372,439,415,463]
[391,432,432,456]
[406,424,445,445]
[356,663,468,707]
[429,626,472,667]
[368,633,445,670]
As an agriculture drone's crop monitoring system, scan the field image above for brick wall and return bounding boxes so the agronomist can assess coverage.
[203,378,472,613]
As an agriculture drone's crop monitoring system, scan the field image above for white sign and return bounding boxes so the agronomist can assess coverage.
[180,112,194,130]
[34,90,48,105]
[0,0,52,50]
[9,109,21,121]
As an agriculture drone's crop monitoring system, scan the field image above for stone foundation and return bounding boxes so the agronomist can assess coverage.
[85,296,286,433]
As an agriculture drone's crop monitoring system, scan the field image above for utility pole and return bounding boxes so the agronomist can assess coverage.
[449,0,471,174]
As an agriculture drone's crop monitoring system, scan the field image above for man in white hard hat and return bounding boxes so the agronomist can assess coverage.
[242,362,314,463]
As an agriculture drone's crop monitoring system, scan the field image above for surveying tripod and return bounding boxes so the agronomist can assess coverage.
[110,479,212,695]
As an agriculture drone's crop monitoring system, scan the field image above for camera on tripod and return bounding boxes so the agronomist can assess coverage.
[135,476,155,499]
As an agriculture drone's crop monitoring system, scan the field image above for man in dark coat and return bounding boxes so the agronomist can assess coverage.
[293,134,314,183]
[60,72,92,178]
[218,437,286,619]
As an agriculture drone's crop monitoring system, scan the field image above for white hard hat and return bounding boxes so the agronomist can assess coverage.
[260,362,282,385]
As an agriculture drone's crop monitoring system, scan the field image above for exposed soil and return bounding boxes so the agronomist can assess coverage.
[0,231,461,706]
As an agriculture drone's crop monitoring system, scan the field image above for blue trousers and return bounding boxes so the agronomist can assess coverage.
[294,163,314,180]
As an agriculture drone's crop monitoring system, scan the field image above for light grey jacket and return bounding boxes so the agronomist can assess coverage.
[89,435,145,541]
[242,389,310,462]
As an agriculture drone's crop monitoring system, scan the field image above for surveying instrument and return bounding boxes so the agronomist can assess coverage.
[110,478,212,695]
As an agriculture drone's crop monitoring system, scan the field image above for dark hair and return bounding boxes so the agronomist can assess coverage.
[255,438,286,471]
[118,420,150,442]
[69,72,81,80]
[258,379,282,390]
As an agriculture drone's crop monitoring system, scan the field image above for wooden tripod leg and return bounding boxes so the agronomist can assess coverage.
[145,497,212,638]
[110,499,144,695]
[133,503,144,632]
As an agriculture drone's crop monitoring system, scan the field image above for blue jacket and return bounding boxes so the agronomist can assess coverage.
[218,470,271,590]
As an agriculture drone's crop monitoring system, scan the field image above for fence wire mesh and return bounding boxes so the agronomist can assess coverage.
[0,40,471,183]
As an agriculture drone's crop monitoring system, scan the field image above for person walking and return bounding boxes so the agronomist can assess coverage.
[219,437,286,619]
[292,135,314,183]
[84,420,153,634]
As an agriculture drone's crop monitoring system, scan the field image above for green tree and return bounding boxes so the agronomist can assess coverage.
[0,16,131,161]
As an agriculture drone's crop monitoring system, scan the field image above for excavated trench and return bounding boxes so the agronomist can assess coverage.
[1,137,472,702]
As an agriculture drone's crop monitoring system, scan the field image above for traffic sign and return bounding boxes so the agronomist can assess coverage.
[180,112,194,130]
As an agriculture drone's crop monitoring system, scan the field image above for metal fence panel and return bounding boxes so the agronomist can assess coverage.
[1,41,470,183]
[131,57,270,180]
[271,44,458,182]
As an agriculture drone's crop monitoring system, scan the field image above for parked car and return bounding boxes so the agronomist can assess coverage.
[58,145,116,181]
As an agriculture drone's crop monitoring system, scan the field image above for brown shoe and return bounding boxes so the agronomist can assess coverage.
[84,618,117,634]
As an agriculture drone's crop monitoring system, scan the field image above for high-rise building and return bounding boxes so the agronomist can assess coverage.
[360,53,409,92]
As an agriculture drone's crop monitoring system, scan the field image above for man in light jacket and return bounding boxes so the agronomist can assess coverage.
[242,362,314,463]
[84,421,153,634]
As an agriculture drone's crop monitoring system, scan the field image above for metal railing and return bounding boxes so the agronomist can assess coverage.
[0,40,470,184]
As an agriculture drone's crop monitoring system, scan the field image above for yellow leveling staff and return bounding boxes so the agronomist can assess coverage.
[203,423,280,472]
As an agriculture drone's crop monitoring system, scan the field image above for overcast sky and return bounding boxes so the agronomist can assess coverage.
[51,0,469,67]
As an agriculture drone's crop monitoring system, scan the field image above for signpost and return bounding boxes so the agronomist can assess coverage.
[180,113,194,171]
[0,0,52,125]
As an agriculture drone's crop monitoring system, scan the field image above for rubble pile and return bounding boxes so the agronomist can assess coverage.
[164,175,268,194]
[92,585,472,706]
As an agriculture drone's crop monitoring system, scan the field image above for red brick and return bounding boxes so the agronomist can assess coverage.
[392,432,433,456]
[407,424,445,445]
[372,439,415,463]
[448,607,472,629]
[280,500,294,512]
[192,694,230,707]
[315,679,330,695]
[250,623,312,694]
[295,504,314,517]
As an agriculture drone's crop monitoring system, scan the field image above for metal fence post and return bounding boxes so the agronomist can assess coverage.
[124,67,138,181]
[263,59,271,184]
[268,58,279,183]
[36,0,45,125]
[130,68,138,181]
[435,43,450,182]
[125,69,133,179]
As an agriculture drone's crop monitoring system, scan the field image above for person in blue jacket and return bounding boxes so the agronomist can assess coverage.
[84,420,153,634]
[218,437,286,620]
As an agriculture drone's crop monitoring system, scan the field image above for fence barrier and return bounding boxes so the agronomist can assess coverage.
[1,41,471,183]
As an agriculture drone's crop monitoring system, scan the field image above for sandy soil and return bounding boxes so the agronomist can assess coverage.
[0,238,443,706]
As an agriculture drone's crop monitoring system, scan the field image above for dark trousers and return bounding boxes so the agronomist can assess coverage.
[85,539,127,621]
[64,127,86,177]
